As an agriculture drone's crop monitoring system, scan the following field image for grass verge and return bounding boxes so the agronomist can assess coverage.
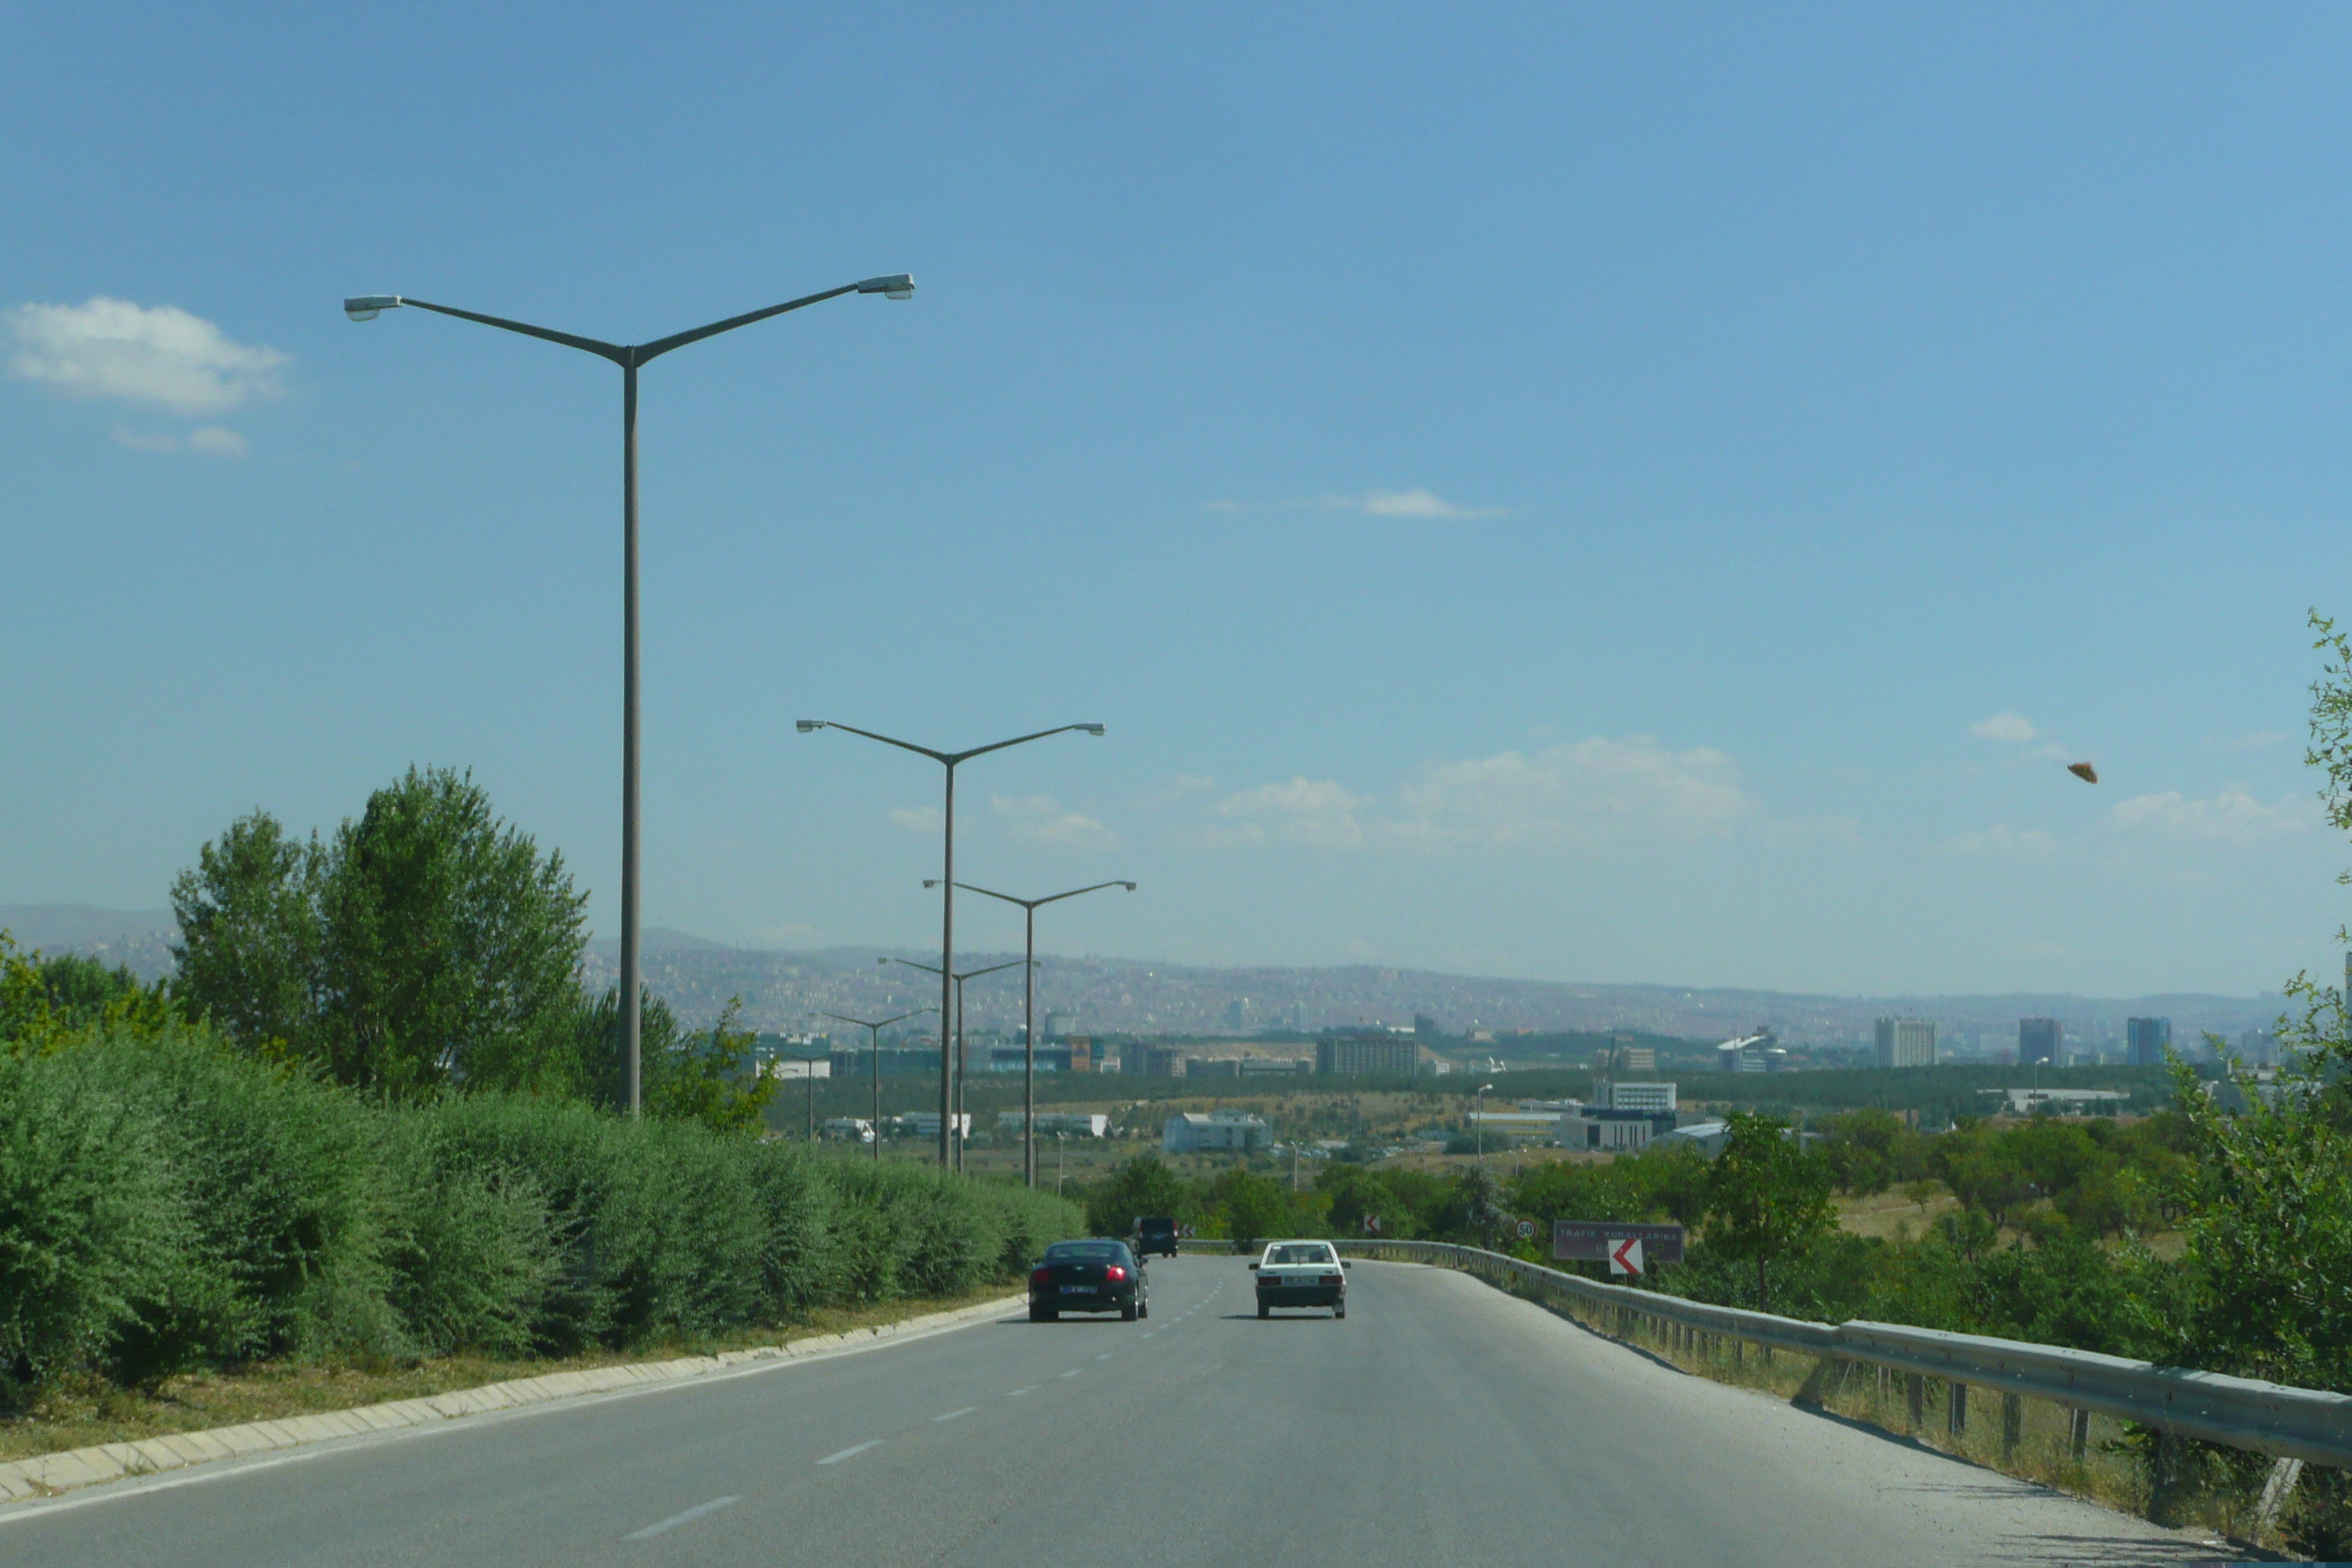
[0,1287,1017,1466]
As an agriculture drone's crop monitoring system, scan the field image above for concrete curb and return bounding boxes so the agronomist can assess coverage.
[0,1293,1025,1506]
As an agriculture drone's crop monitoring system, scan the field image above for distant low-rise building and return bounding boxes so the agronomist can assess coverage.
[1240,1056,1311,1077]
[1591,1079,1677,1114]
[1654,1119,1731,1157]
[1184,1056,1241,1079]
[1556,1110,1656,1153]
[822,1117,875,1142]
[998,1112,1111,1137]
[1164,1112,1270,1154]
[1717,1030,1785,1072]
[1124,1046,1185,1077]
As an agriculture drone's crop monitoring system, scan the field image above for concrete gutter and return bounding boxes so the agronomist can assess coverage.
[0,1292,1024,1505]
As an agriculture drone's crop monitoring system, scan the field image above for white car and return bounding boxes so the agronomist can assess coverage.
[1248,1239,1351,1319]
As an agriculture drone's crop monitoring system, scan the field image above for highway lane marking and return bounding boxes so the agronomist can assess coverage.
[817,1441,883,1466]
[932,1408,976,1422]
[1095,1352,1113,1360]
[1007,1386,1040,1396]
[1140,1333,1153,1338]
[1058,1369,1082,1379]
[626,1496,739,1539]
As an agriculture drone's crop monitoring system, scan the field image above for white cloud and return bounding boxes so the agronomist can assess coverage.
[1206,736,1758,853]
[112,423,249,459]
[1938,823,2057,857]
[2226,730,2289,750]
[1391,736,1754,851]
[1970,711,2039,745]
[1209,777,1368,848]
[10,298,287,415]
[1360,488,1505,520]
[889,806,941,833]
[2105,790,2313,844]
[990,793,1119,851]
[1210,488,1509,520]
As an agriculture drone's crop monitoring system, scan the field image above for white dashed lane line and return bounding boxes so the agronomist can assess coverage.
[1095,1353,1112,1360]
[1058,1369,1082,1379]
[626,1497,739,1539]
[933,1408,976,1422]
[1008,1386,1040,1397]
[817,1441,883,1466]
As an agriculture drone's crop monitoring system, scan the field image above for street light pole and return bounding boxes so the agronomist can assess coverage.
[929,879,1135,1187]
[819,1009,933,1164]
[881,954,1029,1172]
[799,720,1105,1164]
[345,276,913,1117]
[1475,1081,1495,1166]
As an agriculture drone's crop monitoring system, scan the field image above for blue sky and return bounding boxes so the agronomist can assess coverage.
[7,4,2351,998]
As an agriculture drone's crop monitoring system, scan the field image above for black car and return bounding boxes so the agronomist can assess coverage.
[1029,1239,1150,1322]
[1133,1215,1180,1258]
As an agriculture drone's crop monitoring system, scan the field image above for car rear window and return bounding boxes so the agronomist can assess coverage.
[1045,1242,1126,1261]
[1266,1244,1336,1265]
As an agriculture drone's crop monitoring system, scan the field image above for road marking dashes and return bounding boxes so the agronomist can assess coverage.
[1058,1368,1082,1379]
[817,1440,883,1466]
[1008,1386,1039,1396]
[932,1408,975,1422]
[627,1496,739,1539]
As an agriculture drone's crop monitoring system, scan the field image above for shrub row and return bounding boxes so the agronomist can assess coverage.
[0,1028,1080,1395]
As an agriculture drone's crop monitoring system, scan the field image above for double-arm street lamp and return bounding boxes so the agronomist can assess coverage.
[925,878,1136,1188]
[880,955,1029,1171]
[817,1008,934,1164]
[797,720,1104,1164]
[346,274,915,1116]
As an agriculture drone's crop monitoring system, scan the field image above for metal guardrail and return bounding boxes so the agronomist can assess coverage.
[1312,1239,2352,1469]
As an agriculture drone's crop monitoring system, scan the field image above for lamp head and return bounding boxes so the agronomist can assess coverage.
[856,274,916,301]
[344,295,399,322]
[1081,723,1106,736]
[796,720,823,733]
[1120,881,1138,891]
[922,879,941,888]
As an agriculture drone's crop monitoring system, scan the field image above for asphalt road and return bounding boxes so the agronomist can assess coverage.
[0,1258,2220,1567]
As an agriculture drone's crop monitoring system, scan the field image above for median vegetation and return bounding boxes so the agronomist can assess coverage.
[0,766,1082,1437]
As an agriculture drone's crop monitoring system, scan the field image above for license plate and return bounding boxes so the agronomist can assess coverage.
[1061,1286,1097,1294]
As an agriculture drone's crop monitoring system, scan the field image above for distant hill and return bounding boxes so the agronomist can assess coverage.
[0,904,179,979]
[2,905,2287,1049]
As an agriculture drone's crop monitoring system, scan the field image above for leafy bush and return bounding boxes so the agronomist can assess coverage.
[0,1026,1081,1402]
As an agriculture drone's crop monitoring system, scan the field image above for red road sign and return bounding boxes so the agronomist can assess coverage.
[1608,1237,1644,1276]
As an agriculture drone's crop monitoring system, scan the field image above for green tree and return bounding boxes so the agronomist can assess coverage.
[1703,1112,1835,1313]
[1084,1154,1192,1237]
[168,811,325,1058]
[172,768,589,1098]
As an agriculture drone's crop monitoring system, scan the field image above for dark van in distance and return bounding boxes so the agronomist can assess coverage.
[1134,1216,1179,1258]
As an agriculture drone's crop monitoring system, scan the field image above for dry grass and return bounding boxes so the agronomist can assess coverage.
[0,1287,1015,1466]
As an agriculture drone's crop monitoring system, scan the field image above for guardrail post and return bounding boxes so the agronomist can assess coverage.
[1948,1381,1967,1439]
[2068,1406,2089,1463]
[2149,1433,2189,1527]
[2001,1392,2022,1461]
[2253,1458,2304,1542]
[1907,1374,1925,1432]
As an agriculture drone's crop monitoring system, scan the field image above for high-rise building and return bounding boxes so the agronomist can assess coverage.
[1316,1032,1421,1077]
[2236,1029,2277,1067]
[2126,1017,2172,1066]
[1874,1017,1937,1068]
[2018,1018,2062,1067]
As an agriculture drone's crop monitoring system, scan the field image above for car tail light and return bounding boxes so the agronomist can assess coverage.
[1030,1267,1052,1286]
[1105,1265,1128,1282]
[1322,1274,1343,1286]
